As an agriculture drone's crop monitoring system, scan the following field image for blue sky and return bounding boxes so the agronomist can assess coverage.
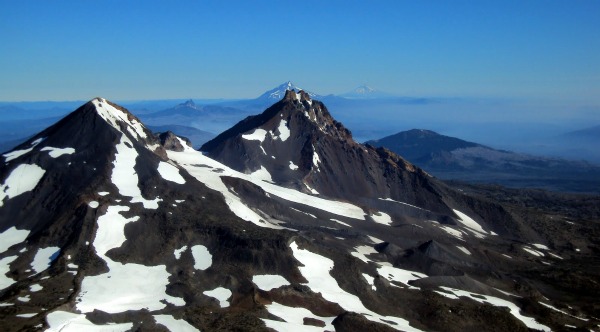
[0,0,599,102]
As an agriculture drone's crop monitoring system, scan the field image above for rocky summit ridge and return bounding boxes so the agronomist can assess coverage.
[0,94,598,331]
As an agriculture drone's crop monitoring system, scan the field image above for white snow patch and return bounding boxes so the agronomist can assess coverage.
[502,254,512,259]
[548,252,563,260]
[363,273,376,291]
[304,183,320,195]
[276,120,290,141]
[435,287,550,331]
[0,226,30,254]
[191,245,212,270]
[523,246,545,257]
[30,284,43,292]
[17,313,37,318]
[289,161,299,170]
[532,243,549,250]
[154,315,200,332]
[351,245,378,263]
[242,128,268,142]
[250,166,273,182]
[157,161,186,184]
[379,198,426,211]
[98,191,109,196]
[290,241,423,331]
[452,209,490,238]
[456,246,471,255]
[111,133,161,209]
[31,246,60,274]
[331,219,351,227]
[93,98,148,140]
[77,205,185,313]
[437,225,465,240]
[0,163,46,207]
[167,143,367,229]
[175,199,185,203]
[40,146,75,158]
[290,207,317,219]
[371,211,393,225]
[0,303,13,307]
[539,302,589,321]
[46,310,133,332]
[377,265,427,289]
[88,201,99,208]
[253,274,290,291]
[67,263,78,269]
[262,301,335,331]
[2,138,44,162]
[0,256,18,290]
[17,296,30,302]
[203,287,231,308]
[312,147,321,171]
[174,245,188,259]
[367,235,383,244]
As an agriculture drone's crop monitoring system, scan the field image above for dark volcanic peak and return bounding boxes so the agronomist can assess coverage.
[1,98,598,332]
[366,129,481,161]
[177,99,198,109]
[202,93,468,217]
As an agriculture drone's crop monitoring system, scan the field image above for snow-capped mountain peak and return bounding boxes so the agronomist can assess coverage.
[257,81,319,100]
[354,84,375,94]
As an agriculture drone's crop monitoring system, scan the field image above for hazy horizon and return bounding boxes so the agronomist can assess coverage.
[1,1,599,104]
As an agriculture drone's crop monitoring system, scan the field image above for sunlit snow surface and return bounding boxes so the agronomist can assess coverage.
[167,140,367,230]
[0,163,46,207]
[435,287,550,331]
[111,133,161,209]
[262,301,335,331]
[371,211,393,225]
[154,315,200,332]
[0,255,18,290]
[30,247,60,274]
[241,128,268,142]
[0,226,30,254]
[275,120,290,141]
[191,245,212,270]
[452,209,492,238]
[157,161,186,184]
[252,274,290,291]
[76,205,185,313]
[203,287,232,308]
[2,138,44,162]
[290,241,423,331]
[93,98,147,141]
[40,146,75,158]
[46,311,133,332]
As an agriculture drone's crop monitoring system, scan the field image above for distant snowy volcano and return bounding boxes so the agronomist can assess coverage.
[256,81,319,100]
[341,85,394,99]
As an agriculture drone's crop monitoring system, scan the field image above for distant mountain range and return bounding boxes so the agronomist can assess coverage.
[366,129,600,193]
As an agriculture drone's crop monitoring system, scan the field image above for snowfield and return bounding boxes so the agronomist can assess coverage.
[290,241,423,331]
[157,161,186,184]
[76,205,185,313]
[111,133,161,209]
[252,274,290,291]
[167,140,367,230]
[435,287,550,331]
[0,163,46,207]
[191,245,212,270]
[40,146,75,158]
[30,246,60,274]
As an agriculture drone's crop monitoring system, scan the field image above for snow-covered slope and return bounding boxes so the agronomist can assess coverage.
[0,97,597,331]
